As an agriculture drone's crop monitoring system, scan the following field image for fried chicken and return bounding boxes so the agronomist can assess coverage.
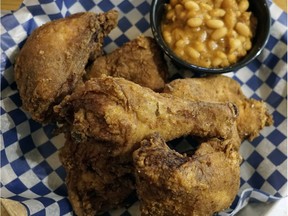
[13,10,248,216]
[59,134,135,216]
[14,11,118,123]
[55,76,238,156]
[163,75,273,140]
[133,133,241,216]
[86,36,168,91]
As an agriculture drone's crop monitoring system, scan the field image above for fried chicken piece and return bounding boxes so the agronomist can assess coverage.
[86,36,168,91]
[59,134,135,216]
[55,76,238,156]
[133,133,241,216]
[14,11,118,123]
[163,75,273,140]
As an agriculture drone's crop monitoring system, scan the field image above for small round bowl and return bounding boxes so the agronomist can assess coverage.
[150,0,271,74]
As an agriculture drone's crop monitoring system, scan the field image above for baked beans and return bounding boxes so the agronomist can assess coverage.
[161,0,257,68]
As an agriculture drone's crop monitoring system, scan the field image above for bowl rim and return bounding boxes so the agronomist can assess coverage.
[150,0,271,74]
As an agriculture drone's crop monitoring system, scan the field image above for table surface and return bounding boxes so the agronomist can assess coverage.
[0,0,287,216]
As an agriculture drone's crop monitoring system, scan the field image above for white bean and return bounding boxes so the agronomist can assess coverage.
[175,39,186,47]
[244,40,252,50]
[174,47,184,56]
[194,41,206,52]
[163,31,172,44]
[229,38,241,51]
[172,28,185,41]
[184,1,200,11]
[222,0,238,10]
[175,4,184,16]
[235,22,251,37]
[211,27,228,40]
[166,10,175,20]
[187,17,203,27]
[206,19,224,29]
[228,53,237,63]
[200,3,213,11]
[199,59,211,67]
[239,0,249,12]
[186,47,200,59]
[216,51,227,59]
[224,10,236,28]
[212,57,222,67]
[210,8,226,17]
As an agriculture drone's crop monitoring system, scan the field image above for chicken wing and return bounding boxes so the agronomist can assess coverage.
[55,76,238,156]
[133,133,241,216]
[86,36,168,91]
[163,75,273,140]
[14,11,118,123]
[59,134,135,216]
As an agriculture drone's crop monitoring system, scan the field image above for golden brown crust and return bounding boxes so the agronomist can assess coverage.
[163,75,273,140]
[14,11,118,123]
[55,76,238,156]
[86,36,168,91]
[59,134,134,216]
[133,133,241,216]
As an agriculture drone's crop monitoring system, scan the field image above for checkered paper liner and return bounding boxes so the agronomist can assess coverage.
[0,0,286,215]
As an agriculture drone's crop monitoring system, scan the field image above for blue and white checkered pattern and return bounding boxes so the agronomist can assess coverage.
[1,0,287,215]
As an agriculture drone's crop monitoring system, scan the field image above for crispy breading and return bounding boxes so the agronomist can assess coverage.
[59,134,135,216]
[86,36,168,91]
[55,76,238,156]
[14,11,118,122]
[163,75,273,140]
[133,133,241,216]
